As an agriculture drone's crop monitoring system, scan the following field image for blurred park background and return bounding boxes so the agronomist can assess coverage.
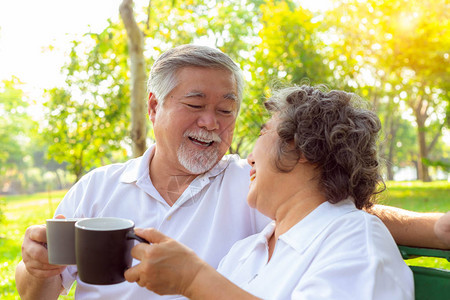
[0,0,449,298]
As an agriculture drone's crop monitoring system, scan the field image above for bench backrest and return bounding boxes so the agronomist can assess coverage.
[398,245,450,300]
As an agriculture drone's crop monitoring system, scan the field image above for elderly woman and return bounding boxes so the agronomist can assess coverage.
[125,85,414,299]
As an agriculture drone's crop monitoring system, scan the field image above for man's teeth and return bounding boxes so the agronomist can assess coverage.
[195,137,212,143]
[190,137,213,146]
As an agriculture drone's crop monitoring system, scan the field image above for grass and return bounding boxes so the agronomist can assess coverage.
[1,181,449,299]
[378,181,450,212]
[0,190,75,299]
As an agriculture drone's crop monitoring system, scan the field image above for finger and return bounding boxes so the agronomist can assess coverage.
[22,243,65,277]
[135,228,170,244]
[55,214,66,219]
[24,239,50,264]
[130,242,152,260]
[124,264,140,283]
[27,263,66,278]
[27,225,48,244]
[27,256,64,271]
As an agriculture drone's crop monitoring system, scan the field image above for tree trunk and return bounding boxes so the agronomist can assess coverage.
[413,96,431,182]
[386,116,399,181]
[412,160,419,180]
[75,150,83,183]
[120,0,147,157]
[416,123,431,182]
[53,170,63,190]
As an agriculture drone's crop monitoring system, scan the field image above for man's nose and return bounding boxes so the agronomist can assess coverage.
[197,110,219,131]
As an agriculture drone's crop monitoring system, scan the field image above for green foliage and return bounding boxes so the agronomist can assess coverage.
[0,78,70,192]
[124,0,270,153]
[41,22,132,182]
[255,1,331,85]
[233,0,335,155]
[0,77,29,176]
[0,77,49,193]
[324,0,450,180]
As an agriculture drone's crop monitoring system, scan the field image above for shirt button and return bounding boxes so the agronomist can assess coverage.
[166,216,172,221]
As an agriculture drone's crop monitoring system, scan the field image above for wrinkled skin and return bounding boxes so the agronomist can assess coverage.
[124,228,208,296]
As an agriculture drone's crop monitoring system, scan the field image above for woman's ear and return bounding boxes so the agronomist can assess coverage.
[148,93,159,123]
[298,153,309,164]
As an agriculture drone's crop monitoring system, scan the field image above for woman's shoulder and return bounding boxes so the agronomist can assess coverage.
[282,200,398,261]
[313,205,401,261]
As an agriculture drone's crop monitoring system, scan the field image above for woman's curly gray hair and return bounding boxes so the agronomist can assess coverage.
[265,85,385,209]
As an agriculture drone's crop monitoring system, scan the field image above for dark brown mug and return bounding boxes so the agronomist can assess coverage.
[74,217,147,285]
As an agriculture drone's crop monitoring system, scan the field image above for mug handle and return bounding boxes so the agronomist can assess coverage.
[126,231,150,244]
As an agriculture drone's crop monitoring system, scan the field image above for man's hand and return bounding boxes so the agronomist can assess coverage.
[16,215,67,300]
[124,228,207,296]
[434,211,450,248]
[20,224,66,278]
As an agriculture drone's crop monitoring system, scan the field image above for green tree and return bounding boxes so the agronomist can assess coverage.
[117,0,268,154]
[40,0,266,181]
[232,1,335,156]
[0,77,27,177]
[0,77,38,193]
[42,22,131,182]
[325,0,450,181]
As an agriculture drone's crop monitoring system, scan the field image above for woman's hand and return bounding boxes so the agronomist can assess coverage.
[124,228,208,296]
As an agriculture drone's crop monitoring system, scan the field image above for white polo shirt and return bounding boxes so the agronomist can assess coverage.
[217,199,414,300]
[56,144,270,299]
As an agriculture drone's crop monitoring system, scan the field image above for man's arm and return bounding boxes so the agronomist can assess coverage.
[16,261,64,300]
[15,225,65,300]
[434,211,450,247]
[368,204,447,249]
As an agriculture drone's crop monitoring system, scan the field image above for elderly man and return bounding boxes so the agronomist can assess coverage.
[15,45,446,299]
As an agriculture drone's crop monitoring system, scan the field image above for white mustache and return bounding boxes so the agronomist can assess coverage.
[184,129,222,143]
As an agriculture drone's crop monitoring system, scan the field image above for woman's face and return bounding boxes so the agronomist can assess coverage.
[246,116,281,218]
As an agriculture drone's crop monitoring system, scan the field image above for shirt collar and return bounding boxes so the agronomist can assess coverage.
[119,144,238,184]
[279,199,358,254]
[202,153,240,179]
[119,145,155,183]
[237,221,276,262]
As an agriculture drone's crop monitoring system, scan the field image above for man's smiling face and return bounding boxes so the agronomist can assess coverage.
[149,66,238,175]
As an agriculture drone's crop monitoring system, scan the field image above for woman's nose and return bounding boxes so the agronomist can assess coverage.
[247,153,255,166]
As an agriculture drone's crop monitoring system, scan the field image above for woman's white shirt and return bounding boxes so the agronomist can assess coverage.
[217,199,414,300]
